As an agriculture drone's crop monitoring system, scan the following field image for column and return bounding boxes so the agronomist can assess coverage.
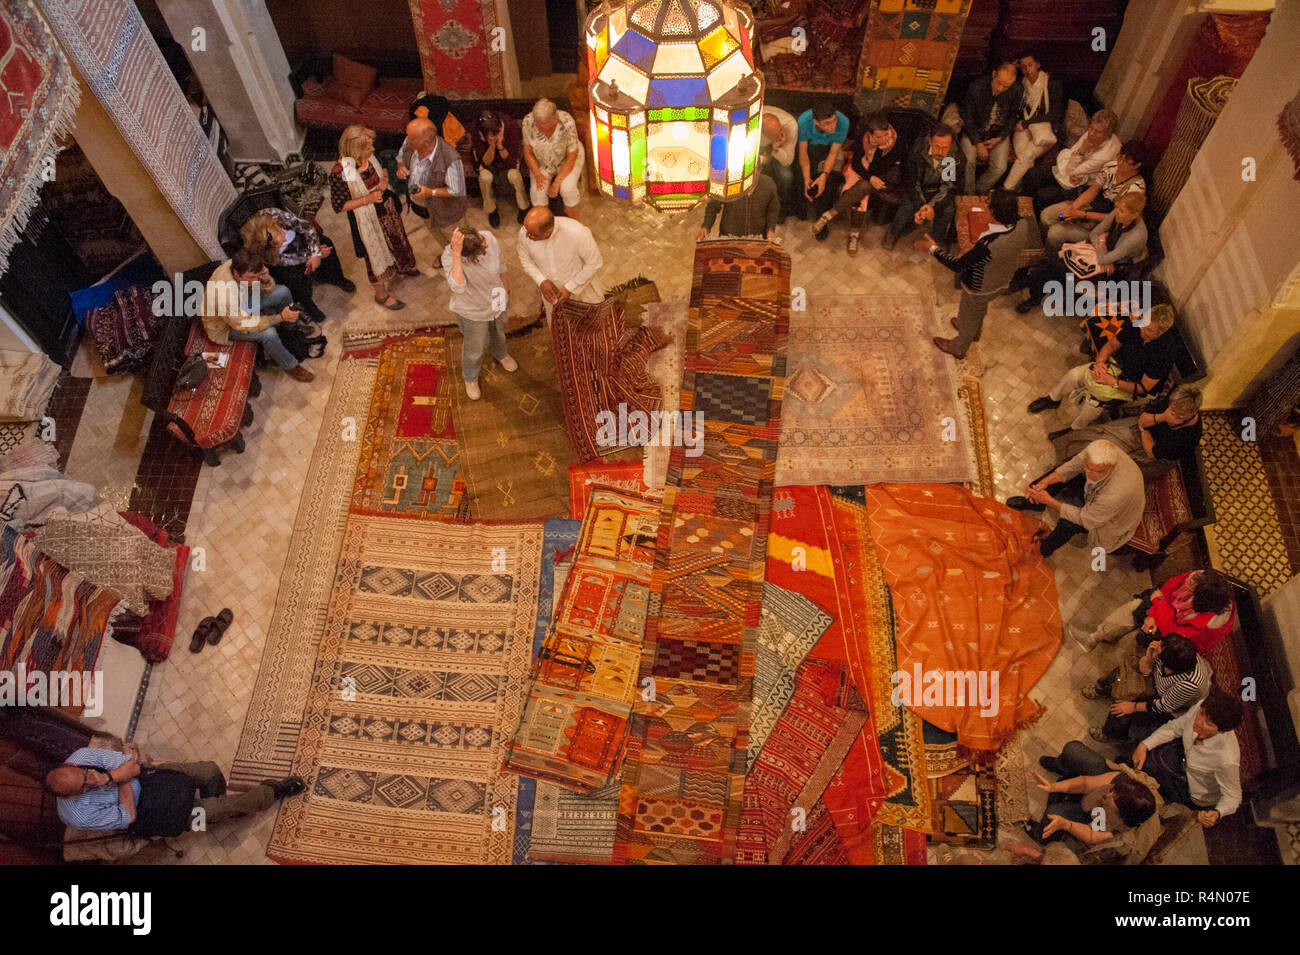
[155,0,303,163]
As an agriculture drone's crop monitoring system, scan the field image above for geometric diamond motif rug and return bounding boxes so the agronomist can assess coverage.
[775,295,974,486]
[446,325,574,520]
[267,517,542,864]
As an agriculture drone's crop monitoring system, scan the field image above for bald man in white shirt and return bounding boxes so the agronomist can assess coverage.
[517,207,604,324]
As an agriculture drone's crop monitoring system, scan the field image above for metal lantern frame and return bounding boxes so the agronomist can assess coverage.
[585,0,765,210]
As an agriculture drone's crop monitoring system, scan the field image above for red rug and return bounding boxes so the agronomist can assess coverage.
[407,0,507,97]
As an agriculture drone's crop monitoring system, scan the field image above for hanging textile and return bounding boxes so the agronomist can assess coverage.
[0,1,79,276]
[408,0,508,98]
[35,0,234,261]
[1143,11,1270,162]
[1149,75,1236,219]
[857,0,974,116]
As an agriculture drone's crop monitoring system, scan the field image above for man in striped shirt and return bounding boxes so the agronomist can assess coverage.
[1083,633,1212,751]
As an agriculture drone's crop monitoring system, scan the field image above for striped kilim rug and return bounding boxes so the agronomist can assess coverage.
[232,332,544,863]
[614,240,790,864]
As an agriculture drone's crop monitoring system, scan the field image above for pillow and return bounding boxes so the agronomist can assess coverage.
[329,53,378,109]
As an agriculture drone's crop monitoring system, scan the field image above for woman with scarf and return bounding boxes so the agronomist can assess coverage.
[329,125,418,311]
[1003,54,1064,191]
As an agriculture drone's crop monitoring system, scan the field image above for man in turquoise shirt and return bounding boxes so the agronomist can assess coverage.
[795,103,848,221]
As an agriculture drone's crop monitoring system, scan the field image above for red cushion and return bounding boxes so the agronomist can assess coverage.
[1128,466,1194,555]
[330,53,377,107]
[296,77,425,134]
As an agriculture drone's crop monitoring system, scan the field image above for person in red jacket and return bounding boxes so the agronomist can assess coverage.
[1070,569,1237,655]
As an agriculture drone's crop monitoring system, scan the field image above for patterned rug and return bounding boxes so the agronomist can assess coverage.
[37,0,234,259]
[551,298,668,464]
[775,295,974,486]
[232,331,540,864]
[407,0,506,97]
[268,518,542,864]
[512,519,580,865]
[446,325,573,520]
[865,484,1061,753]
[857,0,974,116]
[503,486,659,791]
[749,583,834,772]
[642,298,690,491]
[0,1,78,274]
[351,334,468,520]
[614,240,791,865]
[737,659,869,864]
[959,376,994,498]
[1200,411,1293,596]
[928,764,997,848]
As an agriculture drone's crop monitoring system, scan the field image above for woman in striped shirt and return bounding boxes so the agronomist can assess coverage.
[1084,633,1212,752]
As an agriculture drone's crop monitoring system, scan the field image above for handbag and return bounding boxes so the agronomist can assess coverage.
[176,354,209,391]
[1111,633,1156,702]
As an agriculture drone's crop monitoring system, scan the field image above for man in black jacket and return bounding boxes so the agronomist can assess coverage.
[929,189,1029,359]
[959,62,1021,194]
[883,123,964,251]
[811,112,908,254]
[698,171,781,241]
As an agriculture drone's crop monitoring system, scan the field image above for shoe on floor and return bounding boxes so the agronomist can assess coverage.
[812,214,832,241]
[931,336,965,359]
[1068,622,1098,652]
[207,608,233,646]
[1088,726,1111,744]
[1027,396,1060,414]
[331,277,357,294]
[488,209,501,228]
[846,231,860,255]
[1005,496,1046,512]
[1080,684,1105,701]
[1038,755,1064,776]
[378,297,406,311]
[881,231,898,250]
[189,616,215,653]
[1015,297,1043,315]
[465,380,481,400]
[269,776,306,799]
[499,355,518,372]
[287,365,315,383]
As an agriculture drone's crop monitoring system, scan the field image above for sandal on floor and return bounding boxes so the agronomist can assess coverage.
[189,616,216,653]
[377,297,406,311]
[207,608,234,646]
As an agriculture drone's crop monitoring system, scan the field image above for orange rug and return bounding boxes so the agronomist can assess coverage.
[864,485,1061,753]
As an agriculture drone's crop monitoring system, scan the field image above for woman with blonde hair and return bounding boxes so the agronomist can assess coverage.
[239,208,353,322]
[328,125,417,310]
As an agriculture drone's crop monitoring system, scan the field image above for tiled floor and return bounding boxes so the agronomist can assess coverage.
[68,187,1221,863]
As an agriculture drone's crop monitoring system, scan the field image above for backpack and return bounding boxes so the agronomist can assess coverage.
[275,322,327,362]
[127,767,198,837]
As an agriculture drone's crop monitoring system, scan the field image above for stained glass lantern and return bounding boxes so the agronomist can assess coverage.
[586,0,764,210]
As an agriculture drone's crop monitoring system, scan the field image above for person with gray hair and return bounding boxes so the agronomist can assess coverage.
[1018,108,1121,219]
[1051,384,1203,479]
[522,98,584,218]
[1007,438,1145,557]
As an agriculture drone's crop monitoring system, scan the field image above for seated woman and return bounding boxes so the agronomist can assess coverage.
[240,209,354,323]
[1016,191,1149,315]
[1039,141,1147,254]
[1072,568,1237,655]
[1083,632,1211,749]
[1026,299,1177,431]
[1051,383,1203,480]
[1025,740,1161,865]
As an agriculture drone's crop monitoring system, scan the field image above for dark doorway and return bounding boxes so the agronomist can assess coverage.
[546,0,580,74]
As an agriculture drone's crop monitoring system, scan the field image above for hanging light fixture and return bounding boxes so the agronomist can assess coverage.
[586,0,764,210]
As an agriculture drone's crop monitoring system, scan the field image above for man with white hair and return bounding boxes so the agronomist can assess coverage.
[522,99,584,218]
[397,116,469,261]
[1007,438,1145,558]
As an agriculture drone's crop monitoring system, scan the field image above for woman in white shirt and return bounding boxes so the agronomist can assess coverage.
[442,228,517,400]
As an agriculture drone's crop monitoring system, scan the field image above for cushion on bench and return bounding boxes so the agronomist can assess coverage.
[296,76,425,134]
[165,321,256,450]
[1128,466,1193,556]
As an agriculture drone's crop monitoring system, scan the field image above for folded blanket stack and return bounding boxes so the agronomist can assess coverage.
[0,350,61,421]
[84,285,161,375]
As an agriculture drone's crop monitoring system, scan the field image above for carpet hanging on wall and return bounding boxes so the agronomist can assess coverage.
[857,0,974,116]
[0,1,79,277]
[408,0,508,98]
[35,0,234,260]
